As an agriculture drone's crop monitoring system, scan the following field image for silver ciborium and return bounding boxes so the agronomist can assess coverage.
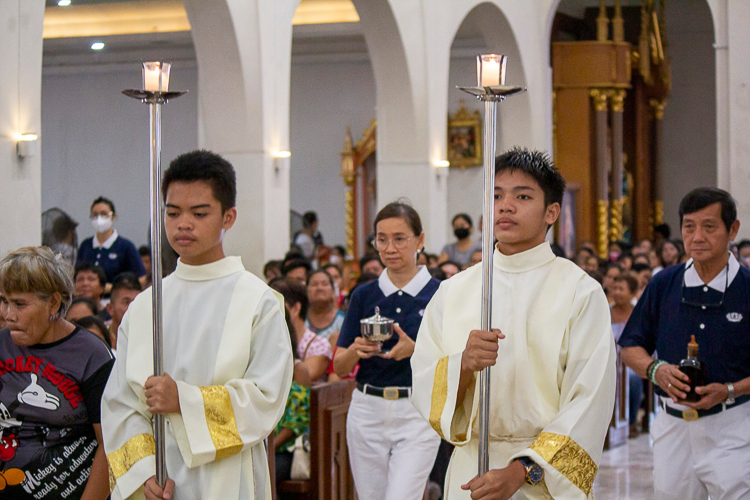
[360,307,394,342]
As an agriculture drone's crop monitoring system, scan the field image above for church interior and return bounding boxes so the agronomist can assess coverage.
[2,0,749,499]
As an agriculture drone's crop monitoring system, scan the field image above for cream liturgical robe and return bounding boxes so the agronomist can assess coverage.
[102,257,293,500]
[411,243,616,500]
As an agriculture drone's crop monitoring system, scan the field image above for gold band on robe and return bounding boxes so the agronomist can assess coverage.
[530,432,597,496]
[200,385,244,460]
[429,357,449,439]
[107,433,156,489]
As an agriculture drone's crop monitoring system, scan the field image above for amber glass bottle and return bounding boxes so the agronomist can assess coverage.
[679,335,704,403]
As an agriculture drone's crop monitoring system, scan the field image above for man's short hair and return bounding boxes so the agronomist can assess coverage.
[162,150,237,212]
[653,223,671,240]
[359,253,383,272]
[138,245,151,257]
[494,148,566,207]
[679,187,737,232]
[75,262,107,286]
[302,211,318,228]
[91,196,116,215]
[270,278,309,319]
[111,272,142,299]
[737,239,750,251]
[70,296,99,315]
[281,258,311,277]
[632,263,651,274]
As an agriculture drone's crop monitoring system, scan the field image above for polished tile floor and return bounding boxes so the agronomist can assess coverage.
[593,434,655,499]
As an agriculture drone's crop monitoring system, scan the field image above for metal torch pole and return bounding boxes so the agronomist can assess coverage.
[477,97,498,477]
[148,100,168,487]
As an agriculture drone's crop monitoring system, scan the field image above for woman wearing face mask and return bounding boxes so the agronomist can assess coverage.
[438,213,480,268]
[76,197,146,286]
[334,201,441,500]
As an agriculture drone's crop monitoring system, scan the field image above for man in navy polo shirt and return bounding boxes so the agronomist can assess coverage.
[76,197,146,286]
[620,187,750,500]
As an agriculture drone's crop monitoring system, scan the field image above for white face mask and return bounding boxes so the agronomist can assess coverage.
[91,216,113,234]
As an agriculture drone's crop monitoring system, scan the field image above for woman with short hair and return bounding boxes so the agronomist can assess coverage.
[0,247,113,500]
[76,196,146,285]
[334,202,441,500]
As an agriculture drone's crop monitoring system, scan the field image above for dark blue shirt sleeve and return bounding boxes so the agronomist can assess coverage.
[618,280,658,354]
[337,287,363,349]
[122,239,146,277]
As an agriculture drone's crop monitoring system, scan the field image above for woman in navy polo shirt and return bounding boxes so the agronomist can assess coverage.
[334,202,440,500]
[76,197,146,285]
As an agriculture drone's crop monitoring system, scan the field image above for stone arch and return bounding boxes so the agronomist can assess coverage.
[449,1,534,151]
[443,1,536,235]
[183,0,299,273]
[350,0,422,161]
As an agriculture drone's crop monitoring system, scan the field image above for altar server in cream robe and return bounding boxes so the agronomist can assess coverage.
[102,151,293,500]
[412,149,616,500]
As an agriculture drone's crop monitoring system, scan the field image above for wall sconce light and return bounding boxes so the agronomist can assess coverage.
[433,160,450,168]
[16,133,39,158]
[272,150,291,173]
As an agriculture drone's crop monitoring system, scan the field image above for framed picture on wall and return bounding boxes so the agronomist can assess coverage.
[447,103,482,168]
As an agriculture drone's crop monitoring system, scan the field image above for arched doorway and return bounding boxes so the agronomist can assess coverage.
[446,2,533,243]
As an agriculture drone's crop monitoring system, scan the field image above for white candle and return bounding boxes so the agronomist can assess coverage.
[481,58,500,86]
[143,62,171,92]
[477,54,506,87]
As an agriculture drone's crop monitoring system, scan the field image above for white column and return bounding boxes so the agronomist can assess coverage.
[184,0,297,274]
[0,0,44,258]
[726,0,750,238]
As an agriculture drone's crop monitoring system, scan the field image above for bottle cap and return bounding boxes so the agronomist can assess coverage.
[688,335,699,356]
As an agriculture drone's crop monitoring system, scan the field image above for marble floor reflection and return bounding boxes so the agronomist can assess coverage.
[593,434,655,499]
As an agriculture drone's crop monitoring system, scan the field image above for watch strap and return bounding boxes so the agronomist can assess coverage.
[725,382,736,404]
[517,457,544,485]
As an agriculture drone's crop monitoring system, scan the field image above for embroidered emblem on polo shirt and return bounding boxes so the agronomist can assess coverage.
[727,312,743,323]
[109,253,118,260]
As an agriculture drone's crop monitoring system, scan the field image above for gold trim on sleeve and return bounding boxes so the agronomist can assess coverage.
[200,385,244,460]
[530,432,598,496]
[429,356,449,439]
[107,433,155,481]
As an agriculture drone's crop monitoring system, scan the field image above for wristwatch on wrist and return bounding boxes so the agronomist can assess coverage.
[517,457,544,485]
[725,382,735,405]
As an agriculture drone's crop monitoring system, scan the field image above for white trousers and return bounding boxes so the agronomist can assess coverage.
[347,388,441,500]
[652,399,750,500]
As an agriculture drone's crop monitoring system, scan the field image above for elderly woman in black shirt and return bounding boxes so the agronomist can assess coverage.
[0,247,113,500]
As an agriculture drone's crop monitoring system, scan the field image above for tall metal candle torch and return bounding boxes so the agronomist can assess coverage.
[123,62,186,487]
[458,54,525,476]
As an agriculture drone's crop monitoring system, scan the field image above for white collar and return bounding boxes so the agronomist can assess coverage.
[175,256,245,282]
[93,229,118,249]
[378,266,432,297]
[683,253,740,291]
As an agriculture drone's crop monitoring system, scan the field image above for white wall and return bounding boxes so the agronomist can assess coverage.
[289,56,375,249]
[660,0,717,234]
[41,66,198,248]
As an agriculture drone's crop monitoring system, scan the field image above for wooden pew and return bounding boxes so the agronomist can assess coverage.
[276,380,357,500]
[604,346,629,449]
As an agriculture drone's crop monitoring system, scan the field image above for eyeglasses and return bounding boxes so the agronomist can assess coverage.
[681,261,729,309]
[372,236,414,251]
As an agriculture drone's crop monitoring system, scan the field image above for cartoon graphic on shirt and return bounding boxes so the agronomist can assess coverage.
[0,432,18,461]
[0,403,21,428]
[17,375,60,411]
[0,467,25,490]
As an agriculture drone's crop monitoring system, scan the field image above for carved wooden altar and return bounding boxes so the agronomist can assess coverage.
[340,120,376,259]
[552,0,670,256]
